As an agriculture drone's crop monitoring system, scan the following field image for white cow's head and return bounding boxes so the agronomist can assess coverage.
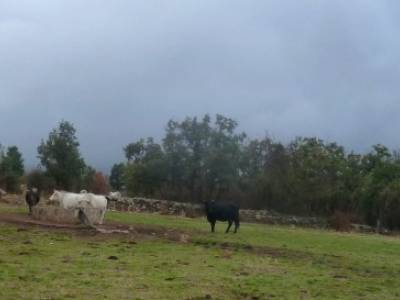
[49,190,62,204]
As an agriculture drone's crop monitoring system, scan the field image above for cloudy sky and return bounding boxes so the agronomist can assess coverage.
[1,1,399,172]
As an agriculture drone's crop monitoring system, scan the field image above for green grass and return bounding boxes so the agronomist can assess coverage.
[1,203,400,299]
[0,202,27,214]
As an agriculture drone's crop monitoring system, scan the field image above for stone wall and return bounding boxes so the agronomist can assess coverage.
[0,193,24,205]
[108,197,327,228]
[239,209,326,227]
[107,197,203,218]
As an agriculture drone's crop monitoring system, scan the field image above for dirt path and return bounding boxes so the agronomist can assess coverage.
[0,211,78,228]
[0,211,191,243]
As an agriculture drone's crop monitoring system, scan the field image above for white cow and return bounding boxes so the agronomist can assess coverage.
[108,191,121,201]
[49,190,108,224]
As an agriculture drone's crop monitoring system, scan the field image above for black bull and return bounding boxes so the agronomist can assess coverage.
[204,200,240,233]
[25,188,40,214]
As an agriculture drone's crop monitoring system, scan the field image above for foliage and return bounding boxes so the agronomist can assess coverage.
[37,121,86,191]
[109,163,125,191]
[113,114,400,230]
[81,165,96,191]
[0,145,24,192]
[124,138,166,197]
[89,171,109,195]
[4,114,400,230]
[25,168,56,192]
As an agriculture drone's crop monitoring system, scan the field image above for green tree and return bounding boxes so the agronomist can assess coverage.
[285,137,347,215]
[124,138,166,197]
[205,115,245,201]
[109,163,125,191]
[2,146,24,177]
[37,121,86,190]
[358,145,400,228]
[161,114,245,202]
[162,119,192,201]
[124,139,145,162]
[0,146,24,192]
[240,138,290,209]
[26,169,55,192]
[81,165,96,191]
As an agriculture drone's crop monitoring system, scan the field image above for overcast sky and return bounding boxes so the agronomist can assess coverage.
[1,1,400,172]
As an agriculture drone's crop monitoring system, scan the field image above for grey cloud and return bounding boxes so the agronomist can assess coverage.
[1,1,400,171]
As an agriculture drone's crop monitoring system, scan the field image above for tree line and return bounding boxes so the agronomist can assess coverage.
[2,116,400,229]
[0,121,108,196]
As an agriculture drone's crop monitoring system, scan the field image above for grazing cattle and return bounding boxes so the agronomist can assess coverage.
[108,191,121,201]
[204,200,240,233]
[49,190,108,224]
[25,188,40,215]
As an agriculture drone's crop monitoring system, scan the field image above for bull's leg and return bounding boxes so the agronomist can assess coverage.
[226,220,233,233]
[210,220,216,232]
[234,219,240,233]
[28,205,32,215]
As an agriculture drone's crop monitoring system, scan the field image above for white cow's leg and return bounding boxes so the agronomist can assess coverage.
[99,208,106,225]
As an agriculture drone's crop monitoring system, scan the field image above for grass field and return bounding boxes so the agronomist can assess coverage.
[1,203,400,299]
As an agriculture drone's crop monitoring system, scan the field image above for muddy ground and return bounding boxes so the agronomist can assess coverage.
[0,209,315,261]
[0,210,191,243]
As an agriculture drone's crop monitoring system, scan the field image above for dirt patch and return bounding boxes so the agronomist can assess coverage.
[0,212,78,229]
[0,211,191,243]
[192,239,310,259]
[99,221,192,243]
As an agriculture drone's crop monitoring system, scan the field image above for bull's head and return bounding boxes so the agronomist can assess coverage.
[203,199,216,212]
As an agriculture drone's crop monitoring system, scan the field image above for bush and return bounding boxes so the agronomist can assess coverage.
[25,169,56,193]
[0,175,21,193]
[89,172,109,195]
